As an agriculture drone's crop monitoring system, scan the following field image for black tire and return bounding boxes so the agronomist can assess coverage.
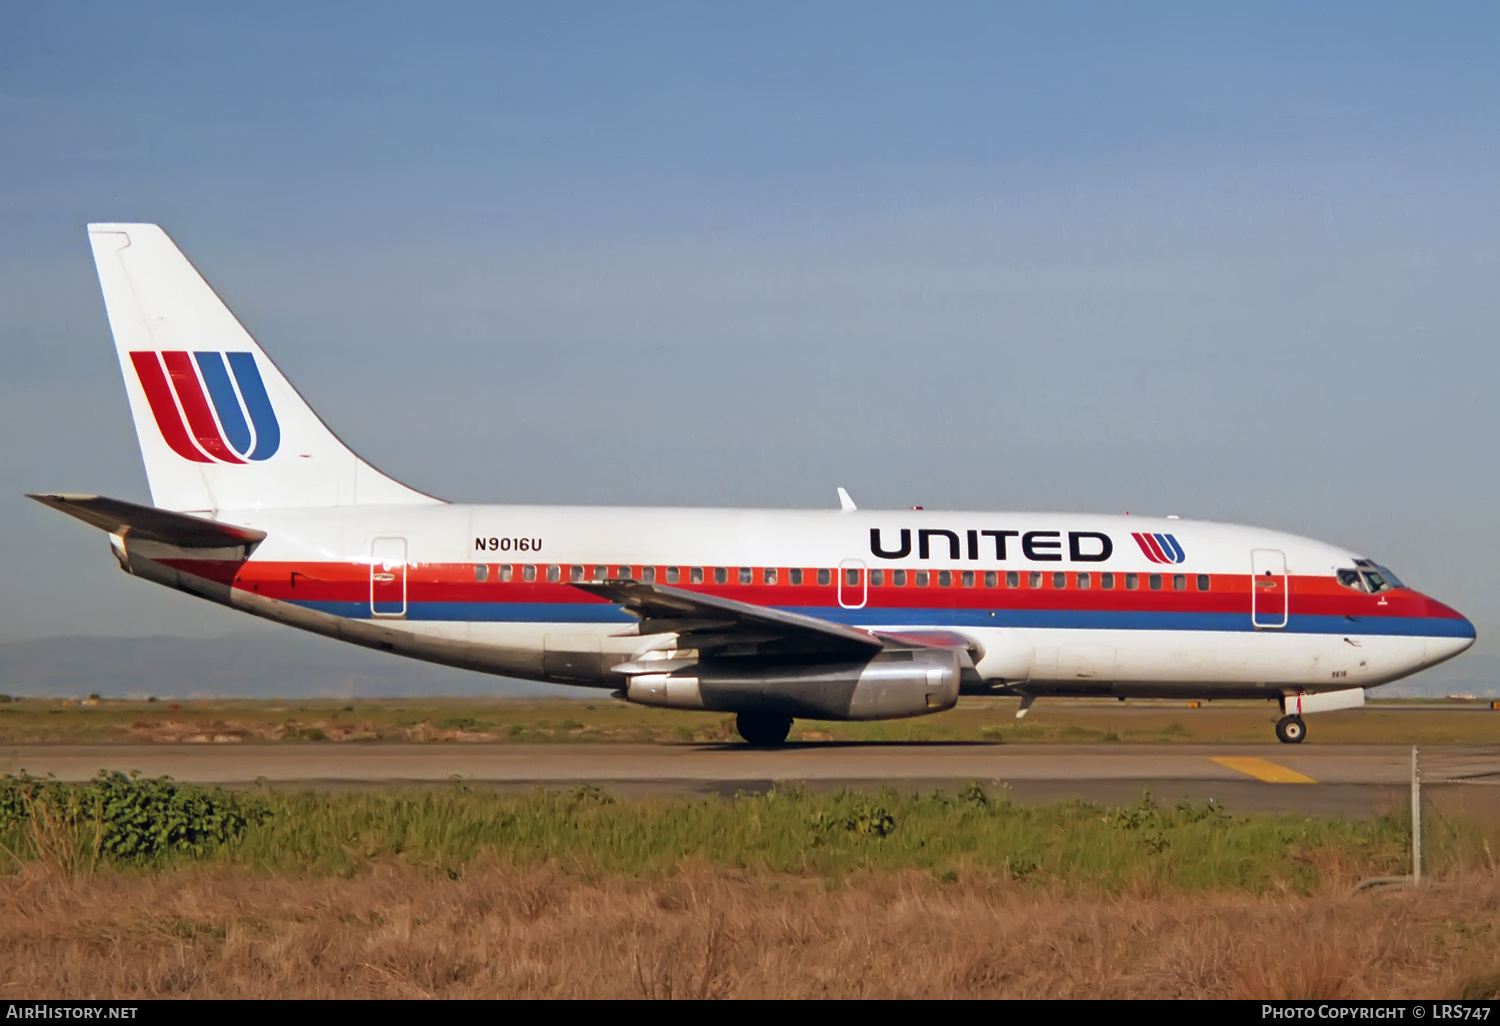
[736,712,793,746]
[1275,715,1307,744]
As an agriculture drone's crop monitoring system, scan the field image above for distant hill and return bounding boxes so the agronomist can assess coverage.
[0,632,1491,700]
[0,632,587,700]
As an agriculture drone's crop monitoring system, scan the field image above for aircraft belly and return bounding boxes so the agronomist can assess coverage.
[964,627,1433,692]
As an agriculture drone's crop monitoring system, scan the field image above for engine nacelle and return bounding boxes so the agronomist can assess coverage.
[622,649,961,721]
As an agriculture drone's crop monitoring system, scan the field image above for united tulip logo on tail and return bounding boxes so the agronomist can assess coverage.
[130,350,280,463]
[1132,532,1186,564]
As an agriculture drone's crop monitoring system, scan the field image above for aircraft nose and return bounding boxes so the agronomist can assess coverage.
[1421,594,1476,665]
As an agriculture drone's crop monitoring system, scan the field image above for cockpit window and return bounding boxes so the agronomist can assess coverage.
[1357,559,1405,589]
[1340,562,1404,593]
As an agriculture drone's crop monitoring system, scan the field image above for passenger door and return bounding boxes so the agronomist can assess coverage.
[370,536,408,618]
[1250,548,1287,629]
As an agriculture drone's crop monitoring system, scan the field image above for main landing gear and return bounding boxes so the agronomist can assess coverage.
[1275,715,1307,744]
[736,712,793,746]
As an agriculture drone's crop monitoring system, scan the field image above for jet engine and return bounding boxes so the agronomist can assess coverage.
[621,648,961,721]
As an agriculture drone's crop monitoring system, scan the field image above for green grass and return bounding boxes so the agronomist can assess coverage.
[5,771,1495,894]
[219,787,1414,891]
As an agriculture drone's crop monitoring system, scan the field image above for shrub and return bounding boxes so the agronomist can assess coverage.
[0,771,268,868]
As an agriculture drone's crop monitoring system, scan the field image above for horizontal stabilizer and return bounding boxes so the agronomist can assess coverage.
[28,493,266,548]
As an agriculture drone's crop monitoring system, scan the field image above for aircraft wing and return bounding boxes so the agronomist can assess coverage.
[571,579,884,659]
[27,493,266,549]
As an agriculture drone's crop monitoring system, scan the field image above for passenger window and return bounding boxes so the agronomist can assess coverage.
[818,568,831,586]
[984,571,997,588]
[522,564,537,582]
[1173,574,1186,591]
[1029,571,1042,589]
[666,566,680,584]
[1053,572,1066,589]
[916,570,930,587]
[790,568,803,585]
[739,567,753,585]
[473,564,489,582]
[642,566,656,584]
[1149,573,1162,591]
[546,565,561,583]
[570,565,584,583]
[938,570,953,587]
[1006,571,1019,588]
[593,565,607,582]
[1101,572,1114,590]
[1077,573,1090,589]
[690,567,704,584]
[1197,574,1209,591]
[893,569,907,587]
[1125,573,1138,590]
[870,569,883,587]
[714,567,728,585]
[616,566,632,580]
[764,567,778,585]
[961,570,974,587]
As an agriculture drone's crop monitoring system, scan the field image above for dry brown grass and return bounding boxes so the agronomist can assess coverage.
[5,695,1498,746]
[2,863,1498,999]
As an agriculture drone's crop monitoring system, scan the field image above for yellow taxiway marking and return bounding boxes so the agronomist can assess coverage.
[1210,756,1318,784]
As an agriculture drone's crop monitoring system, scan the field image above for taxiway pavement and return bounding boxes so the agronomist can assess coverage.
[5,742,1497,815]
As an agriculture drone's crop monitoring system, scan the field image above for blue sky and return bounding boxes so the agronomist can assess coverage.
[2,3,1497,685]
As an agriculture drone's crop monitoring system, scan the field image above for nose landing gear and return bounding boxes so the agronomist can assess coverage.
[1275,715,1307,744]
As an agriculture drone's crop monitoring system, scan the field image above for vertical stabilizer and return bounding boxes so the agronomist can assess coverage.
[87,224,441,512]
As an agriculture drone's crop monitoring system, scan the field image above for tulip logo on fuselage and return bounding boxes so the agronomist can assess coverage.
[129,350,280,464]
[1132,532,1186,564]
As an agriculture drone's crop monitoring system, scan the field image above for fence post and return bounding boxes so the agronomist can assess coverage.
[1411,746,1422,884]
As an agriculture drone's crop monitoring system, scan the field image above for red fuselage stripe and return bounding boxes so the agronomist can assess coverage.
[155,560,1455,621]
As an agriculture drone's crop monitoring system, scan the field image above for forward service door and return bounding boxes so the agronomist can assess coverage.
[1250,548,1287,629]
[370,536,408,618]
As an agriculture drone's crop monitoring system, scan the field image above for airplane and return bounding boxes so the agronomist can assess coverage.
[30,224,1476,745]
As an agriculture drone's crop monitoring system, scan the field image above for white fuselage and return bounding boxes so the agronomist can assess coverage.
[119,504,1475,704]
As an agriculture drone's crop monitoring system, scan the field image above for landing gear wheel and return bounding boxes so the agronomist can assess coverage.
[1275,715,1307,744]
[736,712,793,746]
